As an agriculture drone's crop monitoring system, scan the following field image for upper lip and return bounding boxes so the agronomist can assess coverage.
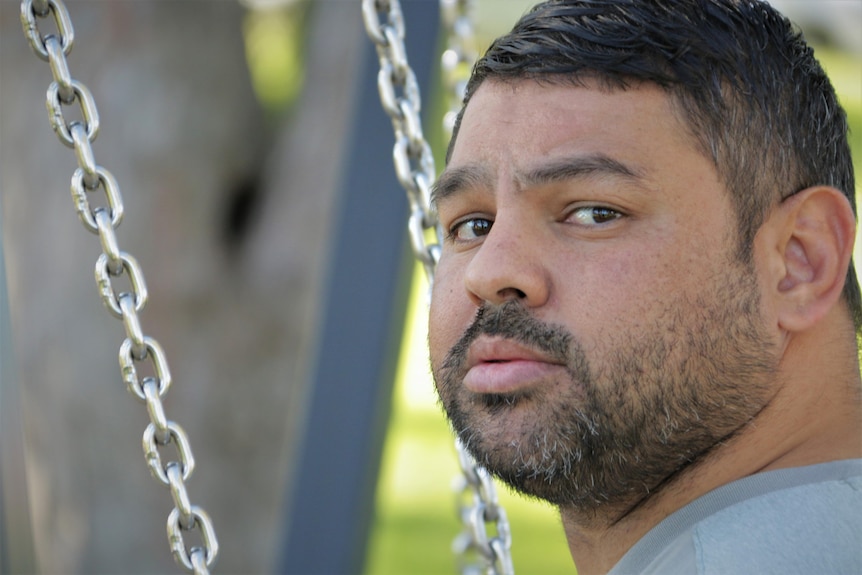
[465,335,564,369]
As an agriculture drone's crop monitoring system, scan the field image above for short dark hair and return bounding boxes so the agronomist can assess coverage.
[448,0,861,330]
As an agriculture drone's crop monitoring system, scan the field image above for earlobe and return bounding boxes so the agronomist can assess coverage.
[769,186,856,333]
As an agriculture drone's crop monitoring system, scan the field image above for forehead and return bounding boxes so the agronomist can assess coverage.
[448,79,693,172]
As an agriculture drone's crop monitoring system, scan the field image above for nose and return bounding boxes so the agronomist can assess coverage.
[463,216,551,308]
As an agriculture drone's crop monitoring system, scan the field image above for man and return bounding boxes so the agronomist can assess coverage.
[427,1,862,573]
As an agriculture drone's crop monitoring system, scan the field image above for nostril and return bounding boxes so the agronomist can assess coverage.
[498,287,528,300]
[464,241,549,307]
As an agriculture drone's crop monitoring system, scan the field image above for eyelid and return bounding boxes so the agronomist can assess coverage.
[447,215,493,243]
[438,196,492,233]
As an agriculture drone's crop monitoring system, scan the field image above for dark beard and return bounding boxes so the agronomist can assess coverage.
[432,275,777,514]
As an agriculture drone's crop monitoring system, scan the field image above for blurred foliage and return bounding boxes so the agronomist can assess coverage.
[242,2,307,119]
[815,46,862,268]
[816,47,861,192]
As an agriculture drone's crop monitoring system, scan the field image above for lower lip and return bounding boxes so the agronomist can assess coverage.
[463,360,564,394]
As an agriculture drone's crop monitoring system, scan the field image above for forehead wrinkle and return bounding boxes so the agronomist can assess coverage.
[516,154,649,191]
[431,163,495,206]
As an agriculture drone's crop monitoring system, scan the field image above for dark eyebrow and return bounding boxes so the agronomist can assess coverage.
[431,154,646,206]
[519,154,646,189]
[430,164,493,206]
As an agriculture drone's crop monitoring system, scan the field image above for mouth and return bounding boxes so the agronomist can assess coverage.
[462,336,567,394]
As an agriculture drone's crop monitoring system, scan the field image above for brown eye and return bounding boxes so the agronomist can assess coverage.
[570,206,622,226]
[452,218,493,241]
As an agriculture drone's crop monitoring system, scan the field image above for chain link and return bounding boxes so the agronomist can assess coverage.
[440,0,477,137]
[19,1,218,572]
[362,0,441,281]
[362,2,514,574]
[438,6,514,573]
[452,439,514,575]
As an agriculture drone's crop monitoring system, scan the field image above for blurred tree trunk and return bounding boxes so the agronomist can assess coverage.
[0,0,363,572]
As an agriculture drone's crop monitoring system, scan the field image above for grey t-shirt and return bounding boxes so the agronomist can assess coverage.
[609,459,862,575]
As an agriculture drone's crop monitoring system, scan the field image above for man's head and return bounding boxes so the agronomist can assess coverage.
[448,0,859,327]
[429,0,858,517]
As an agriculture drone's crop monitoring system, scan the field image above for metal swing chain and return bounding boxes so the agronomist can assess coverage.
[362,2,514,574]
[440,0,478,137]
[440,4,514,574]
[361,0,441,281]
[19,1,218,573]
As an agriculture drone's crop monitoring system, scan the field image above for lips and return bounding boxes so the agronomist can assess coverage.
[462,336,566,394]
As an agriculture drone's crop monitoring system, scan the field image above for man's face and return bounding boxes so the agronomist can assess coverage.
[428,79,779,512]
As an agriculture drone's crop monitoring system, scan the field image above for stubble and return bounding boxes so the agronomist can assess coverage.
[432,270,777,515]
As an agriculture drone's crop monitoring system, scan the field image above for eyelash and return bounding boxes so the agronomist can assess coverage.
[568,205,623,226]
[448,217,492,242]
[446,205,623,244]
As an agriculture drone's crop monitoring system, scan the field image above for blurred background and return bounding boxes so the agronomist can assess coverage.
[0,1,859,574]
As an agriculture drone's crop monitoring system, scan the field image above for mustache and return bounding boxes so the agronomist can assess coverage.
[442,301,574,373]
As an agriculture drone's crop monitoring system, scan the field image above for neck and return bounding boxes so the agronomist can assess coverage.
[559,317,862,575]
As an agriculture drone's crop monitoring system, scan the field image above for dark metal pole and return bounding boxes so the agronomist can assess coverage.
[277,2,440,574]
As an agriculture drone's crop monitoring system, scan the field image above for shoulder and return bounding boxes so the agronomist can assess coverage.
[610,460,862,575]
[692,470,862,575]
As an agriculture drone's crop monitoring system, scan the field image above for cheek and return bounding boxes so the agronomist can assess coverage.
[428,262,473,365]
[557,242,691,335]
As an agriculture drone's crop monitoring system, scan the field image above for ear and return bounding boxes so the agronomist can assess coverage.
[762,186,856,333]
